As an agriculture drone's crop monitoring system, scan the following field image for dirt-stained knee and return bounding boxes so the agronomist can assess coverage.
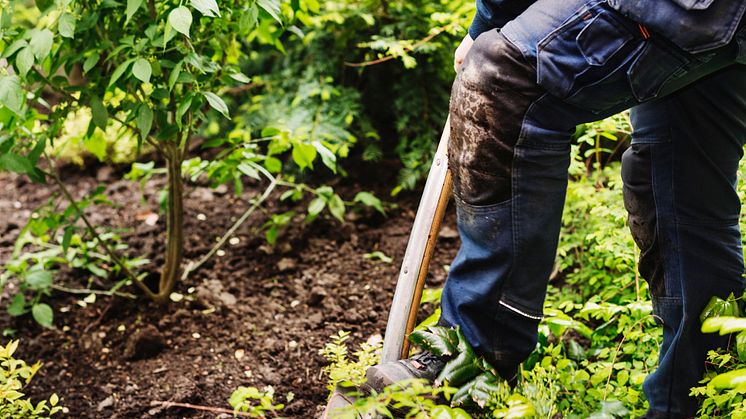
[448,31,543,206]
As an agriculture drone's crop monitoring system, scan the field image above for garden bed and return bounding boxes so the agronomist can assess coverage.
[0,161,460,418]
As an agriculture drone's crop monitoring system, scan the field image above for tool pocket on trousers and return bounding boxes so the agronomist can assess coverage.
[537,4,645,112]
[669,0,715,10]
[627,40,690,102]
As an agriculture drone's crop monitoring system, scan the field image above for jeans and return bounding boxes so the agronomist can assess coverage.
[439,0,746,416]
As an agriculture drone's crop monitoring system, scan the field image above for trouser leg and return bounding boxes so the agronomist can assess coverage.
[622,67,746,417]
[439,0,744,392]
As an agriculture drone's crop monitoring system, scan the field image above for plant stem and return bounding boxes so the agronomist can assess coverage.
[41,160,158,300]
[150,401,255,417]
[155,145,185,304]
[181,176,279,281]
[50,284,136,299]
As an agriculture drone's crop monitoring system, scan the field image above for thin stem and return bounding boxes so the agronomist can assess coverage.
[344,24,454,68]
[181,176,279,280]
[51,284,136,299]
[41,158,158,300]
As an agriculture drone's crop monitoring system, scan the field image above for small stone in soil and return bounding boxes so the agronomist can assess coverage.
[124,324,165,360]
[307,287,327,306]
[96,395,114,411]
[277,257,297,272]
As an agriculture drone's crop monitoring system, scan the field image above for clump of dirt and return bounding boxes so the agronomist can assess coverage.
[0,159,460,418]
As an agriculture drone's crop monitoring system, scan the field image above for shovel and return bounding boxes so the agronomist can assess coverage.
[321,118,453,418]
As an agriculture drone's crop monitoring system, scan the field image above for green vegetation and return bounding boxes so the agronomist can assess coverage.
[1,0,745,417]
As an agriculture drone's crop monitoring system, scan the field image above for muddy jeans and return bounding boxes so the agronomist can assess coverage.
[439,0,746,416]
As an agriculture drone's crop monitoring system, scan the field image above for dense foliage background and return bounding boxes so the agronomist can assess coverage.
[1,0,746,417]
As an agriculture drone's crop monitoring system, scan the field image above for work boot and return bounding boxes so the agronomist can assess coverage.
[363,351,448,393]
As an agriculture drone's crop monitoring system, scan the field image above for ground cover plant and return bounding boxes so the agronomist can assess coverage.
[1,0,746,417]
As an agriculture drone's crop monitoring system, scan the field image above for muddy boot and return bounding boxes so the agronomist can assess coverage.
[363,351,448,393]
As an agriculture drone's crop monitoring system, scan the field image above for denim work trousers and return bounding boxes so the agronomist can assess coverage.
[439,0,746,416]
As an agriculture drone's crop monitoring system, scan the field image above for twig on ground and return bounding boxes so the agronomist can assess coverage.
[150,400,252,417]
[181,176,280,281]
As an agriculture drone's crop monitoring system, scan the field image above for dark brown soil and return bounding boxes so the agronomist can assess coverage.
[0,160,459,418]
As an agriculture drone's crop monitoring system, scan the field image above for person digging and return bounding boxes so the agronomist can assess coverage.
[364,1,746,418]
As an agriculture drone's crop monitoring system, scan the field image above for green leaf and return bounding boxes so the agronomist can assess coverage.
[328,194,345,222]
[132,58,152,84]
[62,226,73,252]
[90,96,108,130]
[229,72,251,83]
[313,141,336,173]
[26,270,53,291]
[701,316,746,335]
[700,295,738,323]
[0,153,34,174]
[108,58,134,88]
[83,53,100,73]
[175,95,193,129]
[32,303,54,329]
[307,197,325,217]
[58,13,76,38]
[7,294,26,316]
[136,104,153,142]
[437,328,482,387]
[126,0,144,24]
[292,142,316,170]
[354,192,385,214]
[737,331,746,362]
[202,92,230,119]
[409,326,459,357]
[191,0,220,17]
[0,75,25,114]
[29,29,53,59]
[84,135,107,161]
[16,47,34,78]
[264,156,282,173]
[168,6,193,38]
[168,60,183,91]
[257,0,282,23]
[710,368,746,390]
[35,0,54,11]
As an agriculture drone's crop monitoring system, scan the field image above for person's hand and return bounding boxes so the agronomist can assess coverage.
[454,34,474,73]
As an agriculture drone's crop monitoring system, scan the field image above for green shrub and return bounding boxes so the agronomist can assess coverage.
[0,340,63,418]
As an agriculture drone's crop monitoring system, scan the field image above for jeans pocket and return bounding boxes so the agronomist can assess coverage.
[536,3,646,112]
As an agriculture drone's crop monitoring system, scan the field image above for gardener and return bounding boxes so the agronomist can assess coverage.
[365,1,746,417]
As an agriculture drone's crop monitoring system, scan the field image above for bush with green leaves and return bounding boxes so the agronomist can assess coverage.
[0,340,63,418]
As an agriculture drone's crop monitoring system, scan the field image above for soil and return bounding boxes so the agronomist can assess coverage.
[0,158,460,418]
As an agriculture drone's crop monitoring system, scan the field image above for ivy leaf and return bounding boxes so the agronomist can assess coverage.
[0,74,24,114]
[436,328,482,387]
[32,303,54,329]
[168,6,193,38]
[291,142,316,170]
[257,0,282,23]
[29,29,53,59]
[202,92,230,119]
[89,96,108,130]
[132,58,152,83]
[191,0,220,17]
[410,326,459,357]
[26,270,53,291]
[700,295,738,323]
[58,13,76,38]
[125,0,144,24]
